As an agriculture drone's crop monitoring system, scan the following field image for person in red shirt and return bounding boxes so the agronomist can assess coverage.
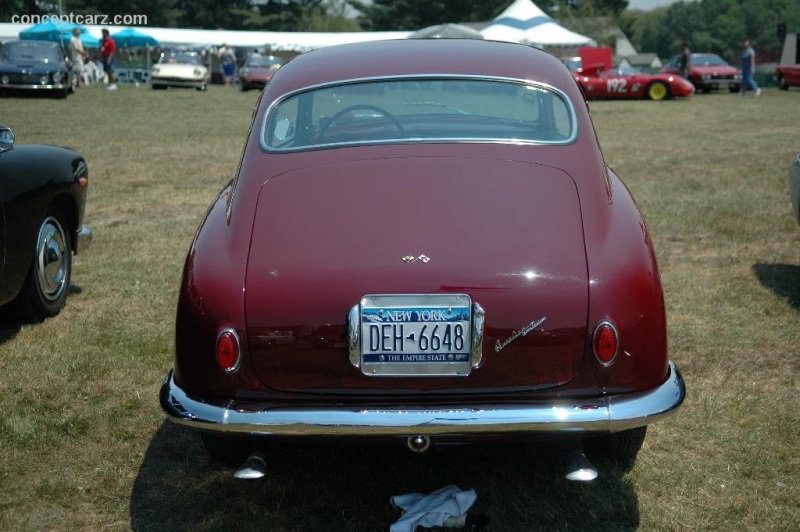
[100,28,117,90]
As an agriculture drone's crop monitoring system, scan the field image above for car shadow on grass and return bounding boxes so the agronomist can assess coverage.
[0,284,84,343]
[753,263,800,310]
[130,422,640,531]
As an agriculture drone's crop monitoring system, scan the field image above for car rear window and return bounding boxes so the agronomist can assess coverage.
[261,77,576,152]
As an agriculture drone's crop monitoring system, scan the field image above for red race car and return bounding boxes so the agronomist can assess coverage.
[574,65,694,101]
[160,39,685,482]
[777,64,800,90]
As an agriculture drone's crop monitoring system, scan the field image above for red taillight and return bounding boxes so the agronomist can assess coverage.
[592,320,618,366]
[216,328,241,373]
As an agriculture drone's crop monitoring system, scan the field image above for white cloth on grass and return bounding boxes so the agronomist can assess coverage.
[390,485,477,532]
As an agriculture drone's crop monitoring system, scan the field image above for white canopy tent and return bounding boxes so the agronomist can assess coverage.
[481,0,594,47]
[0,23,410,52]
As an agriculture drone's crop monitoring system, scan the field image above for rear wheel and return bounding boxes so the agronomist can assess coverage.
[778,75,788,90]
[13,209,72,322]
[587,426,647,470]
[647,81,669,101]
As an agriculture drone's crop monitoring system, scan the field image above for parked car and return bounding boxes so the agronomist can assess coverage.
[776,64,800,90]
[791,154,800,227]
[560,56,582,72]
[160,39,685,480]
[663,53,741,93]
[0,126,91,321]
[574,65,694,100]
[238,53,283,92]
[0,40,75,98]
[151,49,209,91]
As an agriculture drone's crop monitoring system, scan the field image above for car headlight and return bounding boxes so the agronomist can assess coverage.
[242,68,250,78]
[194,68,203,77]
[1,75,9,85]
[52,71,63,83]
[151,66,160,75]
[40,75,49,85]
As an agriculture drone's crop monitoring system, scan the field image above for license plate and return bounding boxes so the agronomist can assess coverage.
[359,294,472,377]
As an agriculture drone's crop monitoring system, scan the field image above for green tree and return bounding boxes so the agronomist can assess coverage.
[1,0,39,22]
[64,0,180,27]
[351,0,508,31]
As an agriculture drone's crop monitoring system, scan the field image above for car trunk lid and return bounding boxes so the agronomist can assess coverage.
[245,155,589,395]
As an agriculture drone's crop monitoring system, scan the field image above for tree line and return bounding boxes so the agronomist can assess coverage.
[3,0,799,62]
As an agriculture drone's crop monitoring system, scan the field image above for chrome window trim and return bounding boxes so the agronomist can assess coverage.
[259,74,579,153]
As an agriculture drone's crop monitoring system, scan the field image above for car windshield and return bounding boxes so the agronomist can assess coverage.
[247,55,282,69]
[1,42,61,63]
[692,54,729,66]
[263,77,575,151]
[603,67,643,76]
[159,51,202,65]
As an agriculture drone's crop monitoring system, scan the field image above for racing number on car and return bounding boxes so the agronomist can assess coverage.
[606,79,642,94]
[606,78,627,93]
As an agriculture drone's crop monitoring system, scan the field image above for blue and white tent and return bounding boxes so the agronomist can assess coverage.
[481,0,594,47]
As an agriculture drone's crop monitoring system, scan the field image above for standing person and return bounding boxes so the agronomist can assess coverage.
[741,39,761,97]
[678,41,691,79]
[219,44,236,86]
[100,28,117,91]
[69,28,87,88]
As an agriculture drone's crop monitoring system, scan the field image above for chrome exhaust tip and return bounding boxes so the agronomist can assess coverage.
[233,452,267,480]
[406,435,431,453]
[564,449,598,482]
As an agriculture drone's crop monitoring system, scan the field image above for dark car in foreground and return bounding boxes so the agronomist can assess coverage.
[238,53,283,92]
[663,52,741,93]
[0,40,75,98]
[160,39,685,481]
[575,65,694,100]
[0,126,91,321]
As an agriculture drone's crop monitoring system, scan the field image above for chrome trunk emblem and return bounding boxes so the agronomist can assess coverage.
[402,254,430,264]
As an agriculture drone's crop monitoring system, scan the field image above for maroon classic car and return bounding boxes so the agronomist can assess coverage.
[161,39,685,481]
[237,53,283,92]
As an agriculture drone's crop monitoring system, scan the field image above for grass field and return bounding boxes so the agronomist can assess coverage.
[1,83,799,531]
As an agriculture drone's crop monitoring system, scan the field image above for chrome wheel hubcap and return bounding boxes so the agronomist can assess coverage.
[36,217,68,302]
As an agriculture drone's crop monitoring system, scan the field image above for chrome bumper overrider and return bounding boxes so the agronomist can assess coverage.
[75,226,92,254]
[160,361,685,436]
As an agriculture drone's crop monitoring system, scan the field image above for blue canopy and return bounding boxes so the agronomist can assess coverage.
[19,20,88,46]
[80,32,100,47]
[111,28,159,48]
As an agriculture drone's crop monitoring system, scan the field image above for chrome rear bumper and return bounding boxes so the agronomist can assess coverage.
[160,361,685,436]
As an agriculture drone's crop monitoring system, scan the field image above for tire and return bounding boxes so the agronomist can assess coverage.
[587,426,647,471]
[200,432,253,465]
[13,209,72,322]
[646,81,669,101]
[778,76,788,90]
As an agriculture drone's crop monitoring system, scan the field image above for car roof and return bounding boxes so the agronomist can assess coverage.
[266,39,577,97]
